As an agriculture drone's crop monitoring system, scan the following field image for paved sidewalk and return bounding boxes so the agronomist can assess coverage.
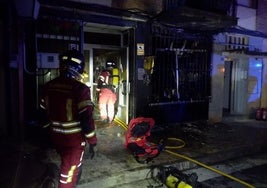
[1,118,267,188]
[76,118,267,187]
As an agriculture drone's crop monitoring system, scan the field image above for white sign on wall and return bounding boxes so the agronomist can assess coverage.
[137,43,144,56]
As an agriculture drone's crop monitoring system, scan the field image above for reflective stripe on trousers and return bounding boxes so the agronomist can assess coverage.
[58,142,85,188]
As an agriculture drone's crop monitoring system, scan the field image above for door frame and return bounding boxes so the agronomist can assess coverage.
[84,44,130,125]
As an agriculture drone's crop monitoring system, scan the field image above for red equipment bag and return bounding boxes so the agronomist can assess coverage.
[125,117,161,163]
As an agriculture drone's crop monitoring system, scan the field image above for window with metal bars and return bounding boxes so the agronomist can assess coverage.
[150,26,211,104]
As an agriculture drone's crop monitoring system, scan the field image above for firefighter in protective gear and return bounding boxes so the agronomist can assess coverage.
[39,49,97,188]
[96,61,117,123]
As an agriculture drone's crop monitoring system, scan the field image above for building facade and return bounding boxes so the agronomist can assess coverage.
[1,0,267,138]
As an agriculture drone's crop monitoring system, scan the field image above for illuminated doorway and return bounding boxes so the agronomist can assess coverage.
[84,45,129,126]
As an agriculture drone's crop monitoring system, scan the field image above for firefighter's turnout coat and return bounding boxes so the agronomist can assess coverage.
[40,75,97,188]
[96,70,117,123]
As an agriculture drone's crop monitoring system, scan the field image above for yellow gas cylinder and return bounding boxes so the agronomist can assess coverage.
[112,68,119,87]
[166,175,193,188]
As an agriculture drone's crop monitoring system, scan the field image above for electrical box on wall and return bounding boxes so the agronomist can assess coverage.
[37,53,59,68]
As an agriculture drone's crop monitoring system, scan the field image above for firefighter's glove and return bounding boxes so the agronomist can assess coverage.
[89,144,97,159]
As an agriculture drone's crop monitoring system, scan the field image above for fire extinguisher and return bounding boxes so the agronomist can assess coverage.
[256,108,263,120]
[262,108,267,121]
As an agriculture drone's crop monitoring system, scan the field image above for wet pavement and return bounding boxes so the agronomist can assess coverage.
[198,153,267,188]
[1,116,267,188]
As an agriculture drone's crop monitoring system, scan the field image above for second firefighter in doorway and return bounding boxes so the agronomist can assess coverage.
[96,61,117,123]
